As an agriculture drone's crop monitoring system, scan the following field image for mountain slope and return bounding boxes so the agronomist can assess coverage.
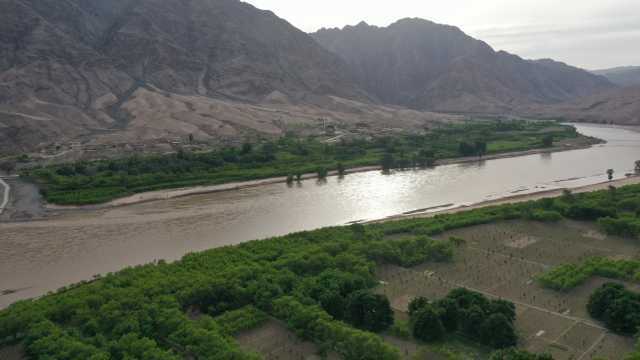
[592,66,640,87]
[532,86,640,125]
[312,19,614,113]
[0,0,372,153]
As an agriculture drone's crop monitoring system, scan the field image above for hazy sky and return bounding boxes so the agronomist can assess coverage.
[247,0,640,70]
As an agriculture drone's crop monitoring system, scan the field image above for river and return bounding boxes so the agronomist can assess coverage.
[0,123,639,308]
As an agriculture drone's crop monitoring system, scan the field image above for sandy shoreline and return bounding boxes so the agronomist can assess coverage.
[44,140,597,211]
[371,175,640,224]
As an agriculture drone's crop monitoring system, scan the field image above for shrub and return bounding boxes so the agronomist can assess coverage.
[272,297,400,360]
[389,320,411,340]
[411,306,445,342]
[345,290,394,332]
[480,313,517,348]
[565,203,616,220]
[407,288,518,349]
[213,306,268,335]
[598,216,640,238]
[538,257,640,291]
[408,296,429,316]
[529,209,563,222]
[588,283,640,334]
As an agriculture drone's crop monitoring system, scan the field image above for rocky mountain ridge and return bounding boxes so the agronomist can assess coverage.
[0,2,634,155]
[312,19,614,114]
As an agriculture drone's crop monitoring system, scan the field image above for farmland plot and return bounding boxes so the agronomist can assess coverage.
[376,220,638,359]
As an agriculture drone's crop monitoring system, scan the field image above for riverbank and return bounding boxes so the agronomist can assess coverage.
[44,139,597,211]
[373,175,640,224]
[1,123,637,309]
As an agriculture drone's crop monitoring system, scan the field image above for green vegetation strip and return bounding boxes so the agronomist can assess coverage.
[0,184,638,359]
[538,257,640,291]
[212,306,268,336]
[533,185,640,291]
[23,120,584,205]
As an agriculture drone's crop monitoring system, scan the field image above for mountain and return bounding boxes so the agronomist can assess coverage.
[592,66,640,87]
[531,86,640,125]
[0,0,379,154]
[312,19,615,113]
[0,4,628,154]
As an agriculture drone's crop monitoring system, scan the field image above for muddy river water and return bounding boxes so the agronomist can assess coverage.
[1,123,639,308]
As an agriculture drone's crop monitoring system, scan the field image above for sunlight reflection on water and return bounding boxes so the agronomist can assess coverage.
[1,123,639,307]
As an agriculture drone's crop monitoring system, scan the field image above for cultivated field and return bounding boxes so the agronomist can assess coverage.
[0,345,25,360]
[235,319,340,360]
[377,220,639,359]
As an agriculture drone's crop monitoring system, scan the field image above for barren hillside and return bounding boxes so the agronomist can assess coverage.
[312,19,615,113]
[531,87,640,125]
[0,0,376,154]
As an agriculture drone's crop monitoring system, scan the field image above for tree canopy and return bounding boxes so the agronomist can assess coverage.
[408,288,518,349]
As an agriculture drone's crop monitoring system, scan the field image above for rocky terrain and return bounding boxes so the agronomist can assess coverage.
[532,86,640,125]
[312,19,615,114]
[0,0,379,154]
[0,1,636,156]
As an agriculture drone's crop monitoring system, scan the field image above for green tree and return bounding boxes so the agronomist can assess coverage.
[261,142,277,161]
[434,298,460,332]
[588,283,640,334]
[408,296,429,316]
[480,313,518,348]
[489,299,516,323]
[561,189,575,203]
[317,167,328,179]
[604,295,640,334]
[411,305,445,342]
[475,141,487,158]
[337,163,346,177]
[459,142,476,157]
[459,305,486,339]
[318,290,346,320]
[607,169,615,181]
[381,152,395,173]
[240,143,253,155]
[447,288,490,309]
[350,223,366,239]
[417,149,435,168]
[345,290,394,332]
[542,135,554,148]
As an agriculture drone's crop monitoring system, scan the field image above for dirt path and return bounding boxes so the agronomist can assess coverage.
[577,333,607,360]
[428,271,608,331]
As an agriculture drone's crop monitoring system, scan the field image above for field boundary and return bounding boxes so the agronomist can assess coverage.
[404,267,608,331]
[577,333,606,360]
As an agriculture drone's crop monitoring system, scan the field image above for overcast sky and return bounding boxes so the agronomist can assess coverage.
[247,0,640,70]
